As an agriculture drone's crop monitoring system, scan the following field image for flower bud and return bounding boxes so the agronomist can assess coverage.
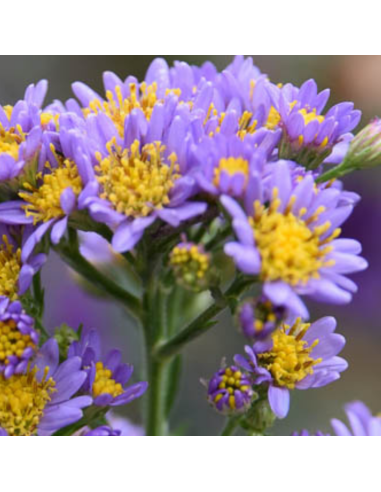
[237,297,286,341]
[169,241,211,292]
[345,118,381,170]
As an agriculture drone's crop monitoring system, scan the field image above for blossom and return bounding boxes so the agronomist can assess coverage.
[0,80,49,191]
[170,239,210,291]
[0,226,46,299]
[331,401,381,436]
[235,316,347,419]
[83,412,144,436]
[68,329,148,407]
[237,296,286,341]
[0,338,91,436]
[268,79,361,168]
[84,426,121,436]
[0,296,39,378]
[206,364,254,415]
[222,160,368,317]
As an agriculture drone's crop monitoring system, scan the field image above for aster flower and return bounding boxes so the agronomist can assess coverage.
[222,160,368,317]
[68,329,148,407]
[84,426,121,436]
[237,296,286,341]
[331,401,381,436]
[0,80,48,192]
[0,338,91,436]
[0,296,39,378]
[82,413,144,436]
[235,316,347,419]
[192,132,280,198]
[268,78,361,168]
[169,239,210,291]
[0,225,46,300]
[206,364,254,415]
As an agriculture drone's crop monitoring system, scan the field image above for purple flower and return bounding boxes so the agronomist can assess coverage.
[206,364,254,415]
[267,78,361,168]
[0,225,46,299]
[0,296,39,378]
[237,296,286,341]
[0,338,92,436]
[68,329,148,407]
[292,429,327,436]
[84,426,121,436]
[331,401,381,436]
[0,80,48,189]
[222,160,368,317]
[83,412,144,436]
[235,316,347,419]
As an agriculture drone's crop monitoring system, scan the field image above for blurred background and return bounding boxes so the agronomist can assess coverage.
[1,56,380,435]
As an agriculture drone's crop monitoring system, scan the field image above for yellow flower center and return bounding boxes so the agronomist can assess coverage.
[84,83,181,137]
[0,115,25,160]
[213,157,249,189]
[0,367,55,436]
[250,188,339,286]
[96,138,180,218]
[265,106,281,130]
[214,367,250,410]
[298,107,325,126]
[258,318,322,389]
[0,235,21,301]
[19,158,83,224]
[170,244,209,290]
[0,320,36,364]
[92,361,123,399]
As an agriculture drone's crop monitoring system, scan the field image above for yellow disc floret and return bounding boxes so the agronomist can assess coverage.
[19,157,82,224]
[265,106,281,130]
[213,157,249,189]
[0,235,21,301]
[84,83,181,137]
[96,138,180,218]
[0,367,56,436]
[250,188,338,286]
[170,243,209,290]
[0,320,36,364]
[258,318,322,389]
[0,109,25,160]
[92,361,123,399]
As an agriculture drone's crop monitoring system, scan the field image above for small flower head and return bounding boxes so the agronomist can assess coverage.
[331,401,381,436]
[0,297,39,378]
[170,240,210,291]
[68,329,148,407]
[207,365,254,415]
[0,339,91,436]
[238,296,286,340]
[84,426,121,436]
[235,316,347,419]
[269,79,361,169]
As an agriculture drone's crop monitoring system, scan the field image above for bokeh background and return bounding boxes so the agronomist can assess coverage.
[1,56,380,435]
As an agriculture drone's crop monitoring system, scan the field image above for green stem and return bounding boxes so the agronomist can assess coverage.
[154,277,255,360]
[53,241,142,320]
[315,163,350,183]
[221,417,240,436]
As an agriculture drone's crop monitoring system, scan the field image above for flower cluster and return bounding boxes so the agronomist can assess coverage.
[0,56,377,436]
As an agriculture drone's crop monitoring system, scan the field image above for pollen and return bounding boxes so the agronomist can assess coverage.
[0,119,25,160]
[0,319,36,364]
[258,318,322,389]
[298,107,325,126]
[85,83,180,137]
[250,188,338,286]
[19,158,82,224]
[213,157,249,188]
[170,243,209,290]
[0,367,56,436]
[92,361,123,399]
[96,138,180,218]
[0,235,21,301]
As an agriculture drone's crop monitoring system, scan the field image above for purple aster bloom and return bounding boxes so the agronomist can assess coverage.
[68,328,148,407]
[192,132,280,198]
[0,338,92,436]
[237,296,286,341]
[331,401,381,436]
[0,225,46,299]
[235,316,347,419]
[292,429,327,436]
[222,160,368,317]
[0,80,48,191]
[267,78,361,168]
[82,412,144,436]
[0,296,39,378]
[206,364,254,415]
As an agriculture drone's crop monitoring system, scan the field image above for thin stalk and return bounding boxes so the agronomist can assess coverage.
[220,417,240,436]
